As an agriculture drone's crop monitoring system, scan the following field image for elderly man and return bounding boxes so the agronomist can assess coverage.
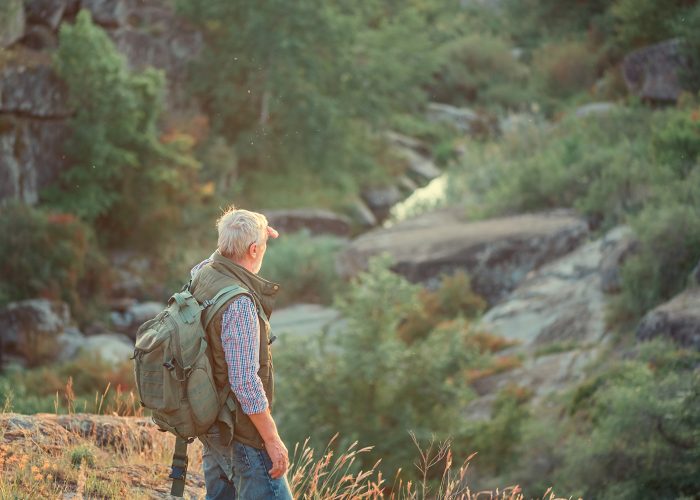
[189,205,292,499]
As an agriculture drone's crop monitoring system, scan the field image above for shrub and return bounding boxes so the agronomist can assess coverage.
[275,256,480,477]
[610,0,691,50]
[554,341,700,499]
[69,445,96,469]
[0,203,106,318]
[431,33,531,109]
[532,40,598,101]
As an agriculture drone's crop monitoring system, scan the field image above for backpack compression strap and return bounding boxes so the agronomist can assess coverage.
[169,436,189,497]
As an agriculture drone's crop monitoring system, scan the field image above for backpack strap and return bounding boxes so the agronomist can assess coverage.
[169,436,190,497]
[201,284,251,330]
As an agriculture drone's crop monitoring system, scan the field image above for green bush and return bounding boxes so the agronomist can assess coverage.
[69,445,96,468]
[275,256,480,477]
[0,204,106,318]
[431,33,531,110]
[532,39,599,102]
[610,0,691,50]
[554,342,700,499]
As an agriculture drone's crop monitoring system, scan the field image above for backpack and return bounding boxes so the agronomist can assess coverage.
[132,283,246,496]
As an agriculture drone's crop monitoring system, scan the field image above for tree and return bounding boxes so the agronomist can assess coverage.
[48,10,197,246]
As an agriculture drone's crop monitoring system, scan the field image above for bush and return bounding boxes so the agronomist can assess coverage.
[431,33,531,110]
[610,0,691,50]
[47,10,198,248]
[261,230,346,307]
[0,204,106,318]
[532,39,598,102]
[275,256,481,477]
[554,341,700,499]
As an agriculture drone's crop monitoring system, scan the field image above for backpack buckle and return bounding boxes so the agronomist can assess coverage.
[163,358,176,371]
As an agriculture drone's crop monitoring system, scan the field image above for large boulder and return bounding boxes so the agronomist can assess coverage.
[262,209,352,237]
[0,0,25,49]
[622,39,688,102]
[81,333,134,365]
[361,185,403,223]
[636,287,700,350]
[0,299,72,365]
[338,208,589,305]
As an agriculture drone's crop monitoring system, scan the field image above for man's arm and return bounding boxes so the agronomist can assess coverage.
[221,296,289,479]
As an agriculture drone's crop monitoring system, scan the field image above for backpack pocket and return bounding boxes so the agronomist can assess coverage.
[186,352,219,429]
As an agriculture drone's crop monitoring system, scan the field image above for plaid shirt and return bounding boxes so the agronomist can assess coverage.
[192,258,268,415]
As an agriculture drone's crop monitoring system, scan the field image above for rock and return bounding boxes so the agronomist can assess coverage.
[384,131,430,156]
[0,299,72,364]
[361,185,403,222]
[498,113,538,136]
[0,63,70,117]
[426,102,493,136]
[397,175,418,194]
[270,304,344,342]
[111,301,164,337]
[0,0,25,48]
[20,24,58,50]
[385,130,442,184]
[622,39,688,102]
[338,208,589,305]
[262,209,352,237]
[56,326,85,362]
[109,1,202,82]
[636,287,700,350]
[479,232,610,347]
[81,333,134,365]
[24,0,67,29]
[82,0,127,28]
[348,199,378,228]
[574,102,618,118]
[599,226,639,294]
[0,115,70,204]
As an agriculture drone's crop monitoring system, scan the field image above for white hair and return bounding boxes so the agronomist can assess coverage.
[216,205,268,259]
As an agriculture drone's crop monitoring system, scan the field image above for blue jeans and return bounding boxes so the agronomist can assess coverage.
[200,426,293,500]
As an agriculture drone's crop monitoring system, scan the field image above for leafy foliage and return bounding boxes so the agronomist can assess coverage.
[0,204,105,318]
[275,257,484,476]
[47,10,197,247]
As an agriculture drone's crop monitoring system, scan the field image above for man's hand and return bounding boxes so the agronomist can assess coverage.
[264,435,289,479]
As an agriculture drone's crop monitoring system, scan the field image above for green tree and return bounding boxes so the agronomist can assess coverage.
[47,10,197,246]
[177,0,441,199]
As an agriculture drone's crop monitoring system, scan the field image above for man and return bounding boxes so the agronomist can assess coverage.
[189,205,293,499]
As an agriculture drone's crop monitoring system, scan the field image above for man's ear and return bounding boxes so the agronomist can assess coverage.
[249,242,258,258]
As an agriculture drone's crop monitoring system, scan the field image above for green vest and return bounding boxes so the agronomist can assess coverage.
[190,250,280,449]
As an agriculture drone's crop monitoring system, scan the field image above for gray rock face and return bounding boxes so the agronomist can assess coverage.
[0,299,72,364]
[25,0,68,30]
[82,0,127,28]
[622,39,688,102]
[0,0,25,48]
[0,115,70,204]
[385,131,441,183]
[339,208,589,305]
[465,227,627,418]
[636,287,700,350]
[0,63,70,117]
[262,209,352,237]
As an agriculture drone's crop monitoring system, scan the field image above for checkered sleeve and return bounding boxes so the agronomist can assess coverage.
[220,295,269,415]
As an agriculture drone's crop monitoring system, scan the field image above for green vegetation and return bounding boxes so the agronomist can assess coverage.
[277,257,504,477]
[46,11,198,248]
[261,231,346,307]
[0,203,105,319]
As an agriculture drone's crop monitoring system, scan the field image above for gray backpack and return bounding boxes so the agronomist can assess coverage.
[132,283,246,496]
